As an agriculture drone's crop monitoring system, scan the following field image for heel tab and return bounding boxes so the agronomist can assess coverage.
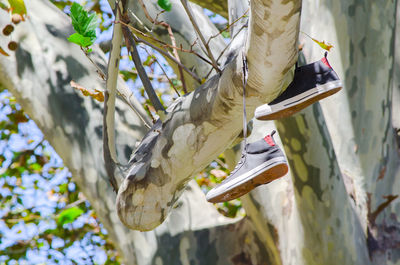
[264,131,276,146]
[321,52,332,69]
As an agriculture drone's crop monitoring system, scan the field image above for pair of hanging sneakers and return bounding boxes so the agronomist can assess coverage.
[206,53,342,203]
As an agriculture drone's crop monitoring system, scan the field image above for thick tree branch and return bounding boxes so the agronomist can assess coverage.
[103,1,125,192]
[121,17,165,113]
[116,0,302,232]
[246,0,301,98]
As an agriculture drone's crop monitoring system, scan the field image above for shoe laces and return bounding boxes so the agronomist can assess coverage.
[231,152,246,174]
[231,53,248,176]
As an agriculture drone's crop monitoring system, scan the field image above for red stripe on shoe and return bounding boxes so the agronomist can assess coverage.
[321,57,332,69]
[264,135,275,146]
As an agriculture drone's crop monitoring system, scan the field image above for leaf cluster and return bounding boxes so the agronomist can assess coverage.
[67,2,98,48]
[157,0,172,11]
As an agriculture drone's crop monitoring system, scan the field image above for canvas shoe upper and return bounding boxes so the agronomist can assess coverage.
[206,131,288,203]
[254,53,342,120]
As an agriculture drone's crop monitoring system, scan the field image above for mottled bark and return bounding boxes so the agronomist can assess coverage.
[246,0,301,98]
[298,0,400,262]
[117,0,302,231]
[394,0,400,130]
[240,1,400,264]
[0,1,266,263]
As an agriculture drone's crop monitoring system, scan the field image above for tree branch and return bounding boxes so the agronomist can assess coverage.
[103,1,125,192]
[120,18,166,113]
[138,0,188,93]
[135,36,202,84]
[204,24,247,80]
[246,0,301,93]
[79,43,153,129]
[110,0,227,93]
[141,46,181,97]
[116,20,215,70]
[206,8,249,46]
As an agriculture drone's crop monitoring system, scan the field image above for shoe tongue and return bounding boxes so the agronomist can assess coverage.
[246,138,272,154]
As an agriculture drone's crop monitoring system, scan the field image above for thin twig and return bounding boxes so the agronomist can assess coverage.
[135,36,202,84]
[144,103,157,123]
[214,158,228,169]
[369,195,399,225]
[180,0,220,73]
[116,89,152,129]
[141,46,181,97]
[166,25,187,93]
[121,19,165,113]
[206,8,249,46]
[122,69,176,82]
[137,0,188,93]
[64,198,86,209]
[81,47,106,80]
[116,20,214,69]
[216,25,247,63]
[79,43,152,127]
[205,24,247,80]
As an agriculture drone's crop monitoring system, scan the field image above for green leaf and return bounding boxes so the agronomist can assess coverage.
[0,2,8,11]
[157,0,172,11]
[30,163,42,172]
[221,31,230,39]
[8,0,26,15]
[57,206,84,225]
[58,183,68,193]
[67,33,93,47]
[69,2,97,42]
[143,54,156,66]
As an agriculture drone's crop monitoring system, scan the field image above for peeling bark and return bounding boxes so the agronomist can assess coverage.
[117,0,302,231]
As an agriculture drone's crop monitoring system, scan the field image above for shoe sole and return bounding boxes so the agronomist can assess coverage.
[255,80,343,120]
[206,158,288,203]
